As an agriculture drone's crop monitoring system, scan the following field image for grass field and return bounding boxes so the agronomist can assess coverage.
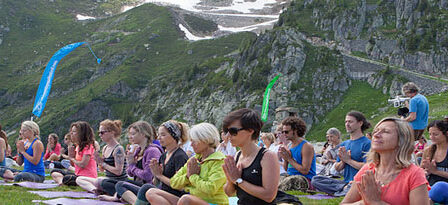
[0,181,344,205]
[0,168,344,204]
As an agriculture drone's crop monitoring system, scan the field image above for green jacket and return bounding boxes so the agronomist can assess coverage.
[171,151,228,205]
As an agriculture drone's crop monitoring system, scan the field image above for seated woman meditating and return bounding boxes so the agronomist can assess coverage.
[98,120,163,203]
[43,133,62,168]
[317,128,341,177]
[0,121,45,182]
[421,119,448,186]
[222,108,280,205]
[341,117,429,205]
[50,121,97,186]
[132,120,189,205]
[0,126,8,167]
[146,122,228,205]
[75,119,127,194]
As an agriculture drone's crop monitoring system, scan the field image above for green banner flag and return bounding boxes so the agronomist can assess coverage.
[261,74,281,122]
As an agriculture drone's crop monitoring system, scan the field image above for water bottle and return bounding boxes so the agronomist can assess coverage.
[49,163,54,169]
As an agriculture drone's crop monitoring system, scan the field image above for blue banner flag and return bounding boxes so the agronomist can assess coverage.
[32,42,101,118]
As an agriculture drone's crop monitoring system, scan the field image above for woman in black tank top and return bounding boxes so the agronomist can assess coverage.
[422,120,448,186]
[221,108,280,205]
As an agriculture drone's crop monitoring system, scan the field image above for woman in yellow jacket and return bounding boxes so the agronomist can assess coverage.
[146,122,228,205]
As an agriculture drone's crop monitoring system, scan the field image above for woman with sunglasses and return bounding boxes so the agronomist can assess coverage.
[146,122,228,205]
[341,118,429,205]
[222,108,280,205]
[51,121,97,186]
[0,121,45,182]
[75,119,127,193]
[98,121,163,203]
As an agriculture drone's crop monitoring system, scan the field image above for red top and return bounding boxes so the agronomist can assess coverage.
[44,143,61,160]
[414,142,426,154]
[354,163,429,205]
[75,144,98,178]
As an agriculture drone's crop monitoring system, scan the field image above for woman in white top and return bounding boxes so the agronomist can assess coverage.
[261,132,286,175]
[217,131,237,157]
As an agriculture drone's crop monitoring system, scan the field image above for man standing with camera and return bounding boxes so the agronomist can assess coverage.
[402,82,429,140]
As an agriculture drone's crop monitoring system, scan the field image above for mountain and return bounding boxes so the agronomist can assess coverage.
[1,0,447,147]
[278,0,448,76]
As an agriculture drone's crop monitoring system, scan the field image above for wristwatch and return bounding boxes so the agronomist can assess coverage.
[235,178,243,185]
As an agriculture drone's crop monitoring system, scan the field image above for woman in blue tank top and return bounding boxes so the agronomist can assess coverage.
[0,124,7,167]
[0,121,45,182]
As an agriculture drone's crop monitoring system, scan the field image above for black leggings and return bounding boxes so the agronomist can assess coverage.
[100,178,142,196]
[0,167,45,183]
[51,168,78,186]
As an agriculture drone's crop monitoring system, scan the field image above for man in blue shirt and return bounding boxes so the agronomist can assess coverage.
[402,82,429,141]
[278,116,316,191]
[311,111,371,196]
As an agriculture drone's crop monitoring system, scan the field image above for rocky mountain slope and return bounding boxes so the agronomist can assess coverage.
[278,0,448,76]
[1,0,447,146]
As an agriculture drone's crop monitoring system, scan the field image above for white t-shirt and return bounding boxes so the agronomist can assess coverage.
[217,141,237,157]
[268,143,286,174]
[181,140,195,158]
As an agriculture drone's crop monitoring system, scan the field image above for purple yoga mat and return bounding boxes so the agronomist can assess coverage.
[43,180,56,184]
[13,181,59,189]
[298,194,336,200]
[32,198,126,205]
[29,191,97,198]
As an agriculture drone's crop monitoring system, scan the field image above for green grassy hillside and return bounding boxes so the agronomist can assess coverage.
[0,1,256,146]
[307,81,448,142]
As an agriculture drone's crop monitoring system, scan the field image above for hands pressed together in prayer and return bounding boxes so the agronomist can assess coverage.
[278,145,292,162]
[222,156,242,184]
[356,170,383,205]
[149,158,163,178]
[338,146,352,163]
[421,157,437,175]
[187,157,201,178]
[16,140,25,154]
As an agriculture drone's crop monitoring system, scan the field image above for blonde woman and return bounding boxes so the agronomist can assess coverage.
[76,119,127,194]
[0,121,45,182]
[146,122,228,205]
[341,117,429,205]
[100,121,163,203]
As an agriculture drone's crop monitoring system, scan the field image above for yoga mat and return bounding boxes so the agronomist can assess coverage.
[13,181,59,189]
[0,180,13,185]
[43,180,56,184]
[32,198,126,205]
[298,194,336,200]
[29,191,97,198]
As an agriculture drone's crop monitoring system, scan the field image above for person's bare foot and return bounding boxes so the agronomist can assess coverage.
[98,194,119,202]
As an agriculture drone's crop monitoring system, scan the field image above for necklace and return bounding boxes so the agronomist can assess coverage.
[374,168,400,187]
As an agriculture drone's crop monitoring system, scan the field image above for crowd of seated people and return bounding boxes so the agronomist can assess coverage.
[0,106,447,205]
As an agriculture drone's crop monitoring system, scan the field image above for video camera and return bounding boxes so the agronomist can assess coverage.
[387,96,410,108]
[387,96,410,117]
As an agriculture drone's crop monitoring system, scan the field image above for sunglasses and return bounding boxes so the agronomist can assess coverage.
[282,130,290,134]
[225,127,245,136]
[98,130,110,135]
